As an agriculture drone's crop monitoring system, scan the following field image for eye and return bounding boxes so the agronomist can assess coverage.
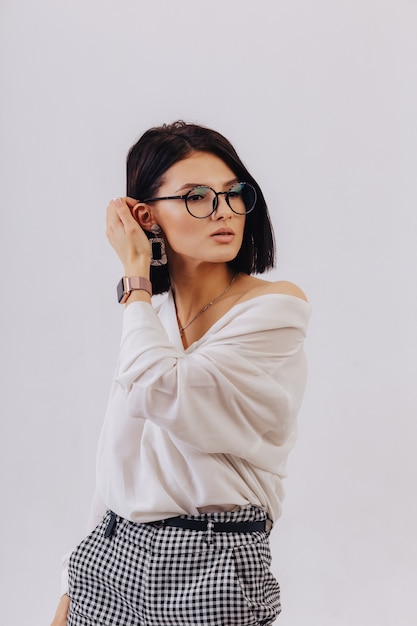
[227,182,245,198]
[187,186,210,202]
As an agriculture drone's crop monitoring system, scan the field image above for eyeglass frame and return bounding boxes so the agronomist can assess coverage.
[141,182,257,219]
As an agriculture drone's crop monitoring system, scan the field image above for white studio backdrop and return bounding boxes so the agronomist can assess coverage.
[1,0,416,624]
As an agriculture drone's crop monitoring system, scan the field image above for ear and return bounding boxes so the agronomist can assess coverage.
[131,202,154,232]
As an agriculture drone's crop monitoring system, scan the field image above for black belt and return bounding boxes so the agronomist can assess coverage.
[146,516,266,533]
[104,511,266,538]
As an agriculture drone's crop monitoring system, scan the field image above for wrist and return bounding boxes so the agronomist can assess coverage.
[124,290,152,305]
[123,258,151,279]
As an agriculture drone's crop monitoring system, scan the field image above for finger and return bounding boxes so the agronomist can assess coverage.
[125,196,141,209]
[106,200,123,229]
[113,198,148,231]
[106,200,131,241]
[110,198,137,230]
[124,198,146,224]
[107,198,146,241]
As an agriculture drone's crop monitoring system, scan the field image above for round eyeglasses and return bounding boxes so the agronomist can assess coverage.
[142,182,257,219]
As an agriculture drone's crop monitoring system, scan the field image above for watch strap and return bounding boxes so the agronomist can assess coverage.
[117,275,152,303]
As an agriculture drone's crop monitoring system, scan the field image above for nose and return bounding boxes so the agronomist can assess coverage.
[211,192,232,220]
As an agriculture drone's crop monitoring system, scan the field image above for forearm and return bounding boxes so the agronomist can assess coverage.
[50,593,70,626]
[106,196,153,307]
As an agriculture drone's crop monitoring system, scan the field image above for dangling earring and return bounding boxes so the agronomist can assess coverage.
[149,224,167,266]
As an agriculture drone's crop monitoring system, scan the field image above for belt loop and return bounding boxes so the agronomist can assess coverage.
[104,511,117,538]
[204,518,215,544]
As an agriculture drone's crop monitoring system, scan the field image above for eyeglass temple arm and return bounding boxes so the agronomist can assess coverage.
[142,194,187,203]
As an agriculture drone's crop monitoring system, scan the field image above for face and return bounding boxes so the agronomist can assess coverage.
[147,151,246,269]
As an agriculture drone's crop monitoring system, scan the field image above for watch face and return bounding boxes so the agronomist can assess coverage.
[117,278,125,303]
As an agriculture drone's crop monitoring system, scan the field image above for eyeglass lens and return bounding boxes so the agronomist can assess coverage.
[185,183,257,218]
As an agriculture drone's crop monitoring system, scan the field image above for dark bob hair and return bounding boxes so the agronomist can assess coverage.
[126,121,275,294]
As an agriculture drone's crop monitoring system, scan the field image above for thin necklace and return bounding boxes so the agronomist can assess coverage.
[176,273,238,336]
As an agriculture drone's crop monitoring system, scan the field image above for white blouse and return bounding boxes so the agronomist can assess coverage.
[61,291,311,594]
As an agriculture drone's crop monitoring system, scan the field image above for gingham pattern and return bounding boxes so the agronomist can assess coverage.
[68,505,281,626]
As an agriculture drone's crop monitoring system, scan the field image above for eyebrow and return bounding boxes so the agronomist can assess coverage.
[175,177,239,193]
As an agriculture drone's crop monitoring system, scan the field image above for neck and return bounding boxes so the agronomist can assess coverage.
[170,264,235,323]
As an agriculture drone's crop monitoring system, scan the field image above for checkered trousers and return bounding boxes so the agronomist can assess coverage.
[67,505,281,626]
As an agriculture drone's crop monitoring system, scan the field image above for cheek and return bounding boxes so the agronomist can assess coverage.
[234,217,246,244]
[162,220,202,252]
[154,208,199,245]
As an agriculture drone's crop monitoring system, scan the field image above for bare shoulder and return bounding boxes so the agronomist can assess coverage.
[266,280,308,302]
[234,275,308,303]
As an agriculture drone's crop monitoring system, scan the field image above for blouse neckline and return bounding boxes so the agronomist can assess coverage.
[160,290,311,353]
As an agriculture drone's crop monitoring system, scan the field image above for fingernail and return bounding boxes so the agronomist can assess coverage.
[113,197,122,207]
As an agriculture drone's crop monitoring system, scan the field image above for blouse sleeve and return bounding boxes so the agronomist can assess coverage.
[115,296,310,466]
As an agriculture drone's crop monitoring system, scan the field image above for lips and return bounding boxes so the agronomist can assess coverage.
[211,228,235,237]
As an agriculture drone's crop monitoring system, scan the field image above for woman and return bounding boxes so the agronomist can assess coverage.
[51,121,311,626]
